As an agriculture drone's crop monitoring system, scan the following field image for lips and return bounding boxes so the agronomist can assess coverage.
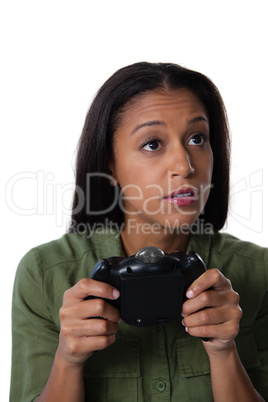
[164,186,198,206]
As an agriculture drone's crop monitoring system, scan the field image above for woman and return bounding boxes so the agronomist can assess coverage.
[10,62,267,401]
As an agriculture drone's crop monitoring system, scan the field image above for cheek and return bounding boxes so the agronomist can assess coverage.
[118,170,164,202]
[199,148,213,179]
[114,161,165,214]
[114,153,160,188]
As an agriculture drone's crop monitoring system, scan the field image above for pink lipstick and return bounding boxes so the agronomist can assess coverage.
[164,187,198,206]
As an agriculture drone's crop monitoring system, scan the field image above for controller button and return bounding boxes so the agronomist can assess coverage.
[135,246,165,263]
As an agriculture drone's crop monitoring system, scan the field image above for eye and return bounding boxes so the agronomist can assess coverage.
[141,138,162,152]
[188,133,208,146]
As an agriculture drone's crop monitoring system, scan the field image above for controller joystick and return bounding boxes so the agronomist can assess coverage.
[89,246,207,327]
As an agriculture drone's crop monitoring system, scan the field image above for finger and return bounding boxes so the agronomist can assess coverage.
[182,303,242,329]
[186,269,232,299]
[81,334,117,353]
[182,286,240,318]
[60,297,121,323]
[82,318,119,337]
[182,306,225,328]
[84,298,121,322]
[64,278,120,302]
[185,320,240,341]
[182,289,225,316]
[60,333,117,358]
[61,317,119,338]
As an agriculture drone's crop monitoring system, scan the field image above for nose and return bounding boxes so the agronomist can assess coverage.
[168,147,195,178]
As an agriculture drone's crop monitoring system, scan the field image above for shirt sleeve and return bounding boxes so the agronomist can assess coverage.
[10,248,60,402]
[245,247,268,400]
[249,288,268,399]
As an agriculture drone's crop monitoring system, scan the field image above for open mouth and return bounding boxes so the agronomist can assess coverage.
[164,187,198,206]
[171,192,193,198]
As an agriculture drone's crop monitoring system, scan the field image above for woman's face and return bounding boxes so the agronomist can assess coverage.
[110,89,214,231]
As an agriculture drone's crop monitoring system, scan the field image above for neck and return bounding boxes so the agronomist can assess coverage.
[120,220,190,256]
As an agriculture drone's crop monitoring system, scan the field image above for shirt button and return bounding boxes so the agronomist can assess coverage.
[156,381,166,392]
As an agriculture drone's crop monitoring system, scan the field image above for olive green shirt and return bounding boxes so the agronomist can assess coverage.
[10,231,268,401]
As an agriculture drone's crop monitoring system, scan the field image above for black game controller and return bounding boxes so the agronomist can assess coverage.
[89,246,207,327]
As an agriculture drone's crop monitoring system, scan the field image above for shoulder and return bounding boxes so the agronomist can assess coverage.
[190,231,267,281]
[13,230,123,321]
[15,232,93,279]
[14,230,123,299]
[208,231,268,284]
[209,232,268,285]
[210,232,267,263]
[18,229,122,273]
[25,232,96,271]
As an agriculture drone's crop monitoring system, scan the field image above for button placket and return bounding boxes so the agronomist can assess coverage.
[150,325,171,398]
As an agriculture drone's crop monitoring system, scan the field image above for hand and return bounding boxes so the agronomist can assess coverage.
[57,278,121,367]
[181,269,242,354]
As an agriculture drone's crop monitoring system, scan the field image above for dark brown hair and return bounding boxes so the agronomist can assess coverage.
[69,62,230,232]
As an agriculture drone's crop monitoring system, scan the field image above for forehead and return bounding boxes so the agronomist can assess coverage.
[119,89,208,124]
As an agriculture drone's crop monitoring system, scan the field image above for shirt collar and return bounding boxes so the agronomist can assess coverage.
[186,233,211,268]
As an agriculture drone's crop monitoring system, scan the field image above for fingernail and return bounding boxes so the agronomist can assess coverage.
[181,319,185,326]
[113,288,120,299]
[186,289,194,299]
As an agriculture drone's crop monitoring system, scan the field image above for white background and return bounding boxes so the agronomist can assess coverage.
[1,0,267,399]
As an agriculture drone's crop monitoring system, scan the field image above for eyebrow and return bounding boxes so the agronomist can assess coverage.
[130,120,166,136]
[188,116,209,124]
[130,116,209,136]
